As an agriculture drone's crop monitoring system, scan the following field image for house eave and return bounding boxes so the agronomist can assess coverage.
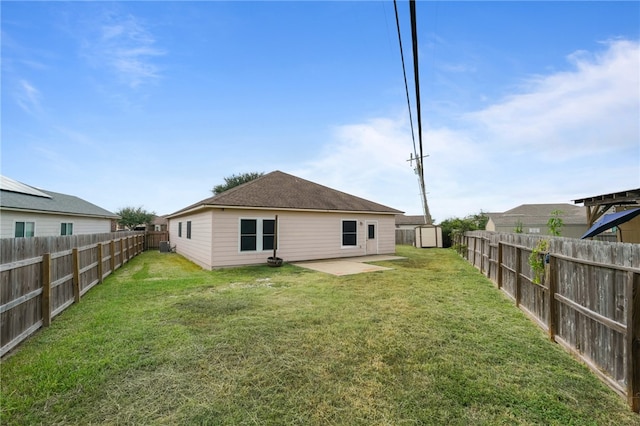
[0,206,119,220]
[166,204,402,219]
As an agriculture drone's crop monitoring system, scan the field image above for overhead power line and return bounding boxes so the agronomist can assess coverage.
[392,0,418,161]
[394,0,433,225]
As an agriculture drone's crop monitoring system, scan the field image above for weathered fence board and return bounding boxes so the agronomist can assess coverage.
[145,231,169,250]
[0,232,145,357]
[395,229,415,246]
[456,231,640,412]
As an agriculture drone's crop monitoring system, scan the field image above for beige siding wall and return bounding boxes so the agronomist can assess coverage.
[209,209,396,268]
[168,211,213,269]
[376,216,397,254]
[0,211,112,238]
[168,208,397,269]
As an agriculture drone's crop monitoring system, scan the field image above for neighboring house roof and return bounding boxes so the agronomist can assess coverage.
[0,176,118,219]
[168,170,403,217]
[488,203,586,227]
[152,215,168,226]
[395,214,426,226]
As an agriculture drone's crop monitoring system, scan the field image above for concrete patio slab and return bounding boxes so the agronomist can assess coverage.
[292,255,405,276]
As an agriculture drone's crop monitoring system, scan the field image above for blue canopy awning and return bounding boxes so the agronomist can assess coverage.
[580,208,640,239]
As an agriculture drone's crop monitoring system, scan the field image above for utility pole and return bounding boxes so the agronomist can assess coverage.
[407,153,433,225]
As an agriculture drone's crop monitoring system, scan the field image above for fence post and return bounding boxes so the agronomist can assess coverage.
[480,237,485,275]
[497,242,503,289]
[110,240,116,272]
[547,255,557,342]
[72,248,80,303]
[626,271,640,412]
[97,243,104,284]
[120,238,125,266]
[515,247,521,307]
[471,237,476,267]
[42,253,52,327]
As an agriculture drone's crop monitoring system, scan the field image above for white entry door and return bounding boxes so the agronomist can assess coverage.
[365,221,378,255]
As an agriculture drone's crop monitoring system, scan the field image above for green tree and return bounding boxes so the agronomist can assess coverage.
[116,206,156,230]
[439,211,489,248]
[212,172,264,195]
[547,209,564,236]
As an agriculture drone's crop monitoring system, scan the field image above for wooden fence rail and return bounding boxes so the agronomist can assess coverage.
[454,231,640,413]
[0,232,145,357]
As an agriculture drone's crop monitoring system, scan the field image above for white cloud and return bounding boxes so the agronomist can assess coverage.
[293,39,639,222]
[468,39,639,161]
[15,79,42,115]
[293,115,424,215]
[82,11,165,88]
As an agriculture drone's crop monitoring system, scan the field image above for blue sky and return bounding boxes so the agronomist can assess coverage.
[2,1,639,222]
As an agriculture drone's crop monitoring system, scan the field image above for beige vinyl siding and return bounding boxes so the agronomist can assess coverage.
[0,211,112,238]
[209,209,396,268]
[169,210,213,269]
[376,216,397,254]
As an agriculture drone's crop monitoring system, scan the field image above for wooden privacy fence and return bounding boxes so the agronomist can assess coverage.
[396,229,416,246]
[145,231,169,250]
[455,231,640,412]
[1,232,145,357]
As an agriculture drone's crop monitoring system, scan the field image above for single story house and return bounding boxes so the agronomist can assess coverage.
[0,176,119,238]
[485,203,588,238]
[166,171,403,269]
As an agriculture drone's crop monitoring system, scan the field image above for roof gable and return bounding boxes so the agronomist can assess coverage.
[171,171,402,216]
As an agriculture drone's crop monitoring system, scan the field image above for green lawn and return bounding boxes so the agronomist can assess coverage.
[1,246,638,425]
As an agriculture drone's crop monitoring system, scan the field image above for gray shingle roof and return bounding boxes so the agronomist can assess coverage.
[1,178,118,219]
[395,214,426,226]
[169,171,402,216]
[489,203,586,226]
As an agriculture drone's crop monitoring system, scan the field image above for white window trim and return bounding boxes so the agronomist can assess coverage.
[238,217,278,253]
[341,219,359,249]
